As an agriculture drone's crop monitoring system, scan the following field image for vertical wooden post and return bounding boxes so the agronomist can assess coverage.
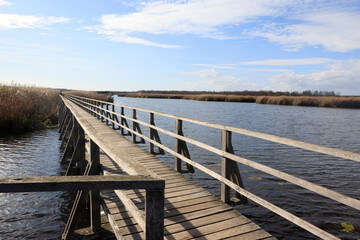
[121,107,125,135]
[221,130,231,203]
[112,104,116,129]
[89,100,93,116]
[221,130,247,203]
[175,119,182,172]
[105,104,109,125]
[132,109,137,142]
[101,103,104,122]
[145,189,164,239]
[96,101,100,119]
[149,113,154,154]
[89,140,101,232]
[59,110,69,135]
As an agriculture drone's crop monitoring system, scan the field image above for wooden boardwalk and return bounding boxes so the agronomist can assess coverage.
[63,98,275,239]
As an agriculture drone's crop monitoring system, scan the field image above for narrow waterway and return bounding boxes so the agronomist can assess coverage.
[0,128,70,239]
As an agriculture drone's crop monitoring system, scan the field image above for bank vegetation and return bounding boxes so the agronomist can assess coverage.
[0,84,60,133]
[119,91,360,109]
[64,90,113,102]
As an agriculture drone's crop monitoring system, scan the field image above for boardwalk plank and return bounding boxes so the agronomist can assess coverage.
[62,97,275,240]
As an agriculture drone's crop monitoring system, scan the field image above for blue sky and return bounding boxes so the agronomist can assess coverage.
[0,0,360,95]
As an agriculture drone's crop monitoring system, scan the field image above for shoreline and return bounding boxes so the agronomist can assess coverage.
[118,93,360,109]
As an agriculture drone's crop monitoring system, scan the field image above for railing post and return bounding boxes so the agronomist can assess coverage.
[105,104,109,125]
[132,109,137,142]
[89,139,101,233]
[221,130,231,203]
[145,188,164,239]
[221,130,247,203]
[101,103,105,122]
[96,101,100,119]
[175,119,182,172]
[121,107,125,135]
[149,113,155,154]
[112,104,115,129]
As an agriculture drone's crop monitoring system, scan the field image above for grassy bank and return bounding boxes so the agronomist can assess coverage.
[120,92,360,109]
[64,90,113,102]
[0,84,60,133]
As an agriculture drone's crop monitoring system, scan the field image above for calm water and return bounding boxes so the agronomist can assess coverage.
[114,96,360,240]
[0,129,70,239]
[0,97,359,239]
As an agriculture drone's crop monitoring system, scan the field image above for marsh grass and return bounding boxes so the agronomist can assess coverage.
[0,84,60,133]
[64,90,113,102]
[122,92,360,109]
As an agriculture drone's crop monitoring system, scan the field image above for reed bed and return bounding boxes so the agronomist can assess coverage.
[64,90,113,102]
[255,96,360,108]
[0,84,60,133]
[121,92,360,109]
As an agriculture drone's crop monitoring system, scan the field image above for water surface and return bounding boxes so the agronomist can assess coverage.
[0,129,69,239]
[114,96,360,240]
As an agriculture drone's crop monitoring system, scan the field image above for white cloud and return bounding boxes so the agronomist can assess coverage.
[238,58,336,66]
[185,69,260,91]
[192,63,238,69]
[193,58,335,69]
[249,68,293,73]
[251,11,360,52]
[269,59,360,94]
[94,0,291,47]
[0,14,69,29]
[0,0,10,6]
[93,0,360,51]
[100,0,287,38]
[96,28,181,48]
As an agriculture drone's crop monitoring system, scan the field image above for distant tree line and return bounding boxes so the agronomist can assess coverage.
[114,90,339,97]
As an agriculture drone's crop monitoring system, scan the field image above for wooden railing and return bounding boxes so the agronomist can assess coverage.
[0,175,164,239]
[56,96,165,239]
[66,94,360,240]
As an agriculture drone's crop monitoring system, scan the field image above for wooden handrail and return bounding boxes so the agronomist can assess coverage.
[68,95,360,210]
[59,96,165,240]
[66,94,360,240]
[66,94,360,163]
[0,175,164,192]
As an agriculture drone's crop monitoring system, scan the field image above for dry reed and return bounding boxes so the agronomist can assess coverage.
[121,92,360,109]
[64,90,113,102]
[0,84,60,133]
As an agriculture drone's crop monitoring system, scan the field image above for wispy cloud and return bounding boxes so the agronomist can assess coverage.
[96,28,181,49]
[269,59,360,94]
[250,10,360,52]
[249,68,293,73]
[92,0,360,51]
[193,58,335,69]
[0,14,69,29]
[192,63,238,69]
[185,69,260,91]
[0,0,11,6]
[237,58,336,66]
[93,0,291,48]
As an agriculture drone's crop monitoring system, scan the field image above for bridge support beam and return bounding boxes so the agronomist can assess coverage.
[221,130,247,204]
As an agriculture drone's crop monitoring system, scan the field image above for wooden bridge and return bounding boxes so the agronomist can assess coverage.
[0,94,359,239]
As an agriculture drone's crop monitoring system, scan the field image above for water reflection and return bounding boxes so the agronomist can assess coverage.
[0,129,69,239]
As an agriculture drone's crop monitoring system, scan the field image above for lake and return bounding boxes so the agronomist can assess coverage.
[114,96,360,240]
[0,96,359,239]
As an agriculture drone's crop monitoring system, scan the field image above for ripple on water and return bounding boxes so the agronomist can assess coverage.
[0,129,68,239]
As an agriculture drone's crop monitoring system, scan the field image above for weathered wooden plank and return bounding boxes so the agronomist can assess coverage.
[170,216,255,239]
[224,229,273,240]
[63,96,276,240]
[0,175,164,192]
